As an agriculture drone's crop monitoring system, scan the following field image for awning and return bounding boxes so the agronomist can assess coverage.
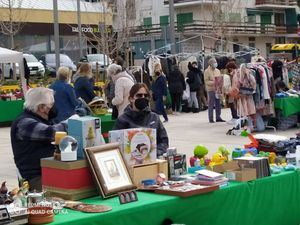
[271,44,300,51]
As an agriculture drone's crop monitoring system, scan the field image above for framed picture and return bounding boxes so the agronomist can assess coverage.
[85,143,136,198]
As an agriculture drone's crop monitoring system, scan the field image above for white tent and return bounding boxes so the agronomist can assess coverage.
[0,47,27,94]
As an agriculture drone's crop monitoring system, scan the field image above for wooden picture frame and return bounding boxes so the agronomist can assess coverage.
[85,143,136,198]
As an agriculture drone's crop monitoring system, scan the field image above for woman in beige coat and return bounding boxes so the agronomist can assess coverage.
[107,63,135,117]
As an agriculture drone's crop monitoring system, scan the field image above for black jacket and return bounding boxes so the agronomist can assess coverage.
[186,64,202,91]
[113,105,169,156]
[168,69,186,94]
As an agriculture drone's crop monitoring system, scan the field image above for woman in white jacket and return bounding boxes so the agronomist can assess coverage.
[107,63,135,117]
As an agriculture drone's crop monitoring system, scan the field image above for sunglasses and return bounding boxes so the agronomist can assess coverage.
[135,93,150,99]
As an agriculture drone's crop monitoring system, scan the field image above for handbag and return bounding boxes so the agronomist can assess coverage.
[229,87,240,99]
[239,86,254,95]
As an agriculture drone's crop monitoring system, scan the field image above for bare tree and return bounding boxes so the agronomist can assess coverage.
[0,0,27,49]
[202,0,243,52]
[80,0,136,66]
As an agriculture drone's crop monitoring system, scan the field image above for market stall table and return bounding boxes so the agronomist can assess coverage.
[274,97,300,118]
[49,171,300,225]
[0,99,24,123]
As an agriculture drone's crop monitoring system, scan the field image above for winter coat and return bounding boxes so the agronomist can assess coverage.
[112,71,135,116]
[204,66,222,92]
[74,75,96,104]
[168,69,186,94]
[11,109,67,180]
[186,64,201,92]
[152,74,168,101]
[113,105,169,156]
[49,80,79,122]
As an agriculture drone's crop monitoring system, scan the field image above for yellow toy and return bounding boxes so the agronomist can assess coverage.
[209,152,226,167]
[268,152,276,164]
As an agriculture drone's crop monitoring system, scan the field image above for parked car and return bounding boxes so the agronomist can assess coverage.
[80,54,112,73]
[23,53,45,76]
[39,53,77,76]
[1,54,45,79]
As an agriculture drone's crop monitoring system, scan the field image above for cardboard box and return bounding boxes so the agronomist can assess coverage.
[235,157,271,178]
[109,128,157,166]
[129,160,168,188]
[68,116,104,159]
[41,157,97,200]
[207,161,239,173]
[223,161,256,182]
[167,154,187,179]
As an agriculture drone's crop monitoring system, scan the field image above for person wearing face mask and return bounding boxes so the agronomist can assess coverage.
[113,83,169,157]
[225,62,239,124]
[186,61,201,113]
[49,66,79,123]
[151,65,169,122]
[204,58,225,123]
[11,87,69,191]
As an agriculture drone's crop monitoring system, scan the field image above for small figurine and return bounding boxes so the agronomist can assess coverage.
[218,146,230,162]
[209,153,226,167]
[0,181,13,204]
[189,145,208,167]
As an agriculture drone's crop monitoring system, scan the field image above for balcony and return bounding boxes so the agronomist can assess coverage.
[255,0,298,9]
[131,20,298,37]
[163,0,228,8]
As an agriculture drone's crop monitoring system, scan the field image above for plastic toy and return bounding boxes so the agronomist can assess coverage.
[218,146,230,162]
[208,152,226,167]
[189,145,209,167]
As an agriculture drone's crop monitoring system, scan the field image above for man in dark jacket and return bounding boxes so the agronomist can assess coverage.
[11,87,68,191]
[186,61,201,113]
[114,83,169,156]
[168,65,186,114]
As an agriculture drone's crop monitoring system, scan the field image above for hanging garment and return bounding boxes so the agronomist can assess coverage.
[148,55,161,77]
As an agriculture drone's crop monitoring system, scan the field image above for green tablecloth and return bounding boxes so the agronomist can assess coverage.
[0,100,24,123]
[50,171,300,225]
[274,97,300,118]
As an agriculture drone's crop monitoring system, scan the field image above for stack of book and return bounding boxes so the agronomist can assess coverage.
[192,169,228,187]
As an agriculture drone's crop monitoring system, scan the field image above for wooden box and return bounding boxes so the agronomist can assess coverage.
[129,160,168,188]
[41,157,97,200]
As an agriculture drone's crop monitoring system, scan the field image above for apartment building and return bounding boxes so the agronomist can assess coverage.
[0,0,112,61]
[121,0,299,61]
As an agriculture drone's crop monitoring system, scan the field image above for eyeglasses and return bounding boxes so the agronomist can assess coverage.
[135,93,150,99]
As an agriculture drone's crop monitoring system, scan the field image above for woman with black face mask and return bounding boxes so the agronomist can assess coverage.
[113,83,169,157]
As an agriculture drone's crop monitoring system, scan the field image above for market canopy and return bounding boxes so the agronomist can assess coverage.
[0,47,27,93]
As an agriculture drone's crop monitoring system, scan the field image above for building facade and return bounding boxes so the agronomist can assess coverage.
[0,0,112,62]
[120,0,300,63]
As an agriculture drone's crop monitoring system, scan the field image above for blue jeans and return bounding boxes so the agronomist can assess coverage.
[208,91,221,122]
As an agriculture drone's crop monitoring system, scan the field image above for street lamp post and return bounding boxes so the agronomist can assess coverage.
[77,0,83,59]
[53,0,60,70]
[169,0,176,54]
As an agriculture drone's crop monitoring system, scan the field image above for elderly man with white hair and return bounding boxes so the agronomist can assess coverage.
[204,58,225,123]
[10,87,68,191]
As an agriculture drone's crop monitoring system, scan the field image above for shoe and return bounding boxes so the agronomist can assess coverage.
[202,106,208,111]
[216,119,226,122]
[209,121,215,123]
[193,108,200,113]
[163,120,168,123]
[227,119,237,125]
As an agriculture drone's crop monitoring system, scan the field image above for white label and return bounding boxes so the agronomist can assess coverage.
[225,171,236,180]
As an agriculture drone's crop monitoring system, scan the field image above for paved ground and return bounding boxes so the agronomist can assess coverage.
[1,108,299,189]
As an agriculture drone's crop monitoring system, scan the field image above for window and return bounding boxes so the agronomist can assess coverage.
[177,12,193,31]
[249,37,255,42]
[143,17,152,28]
[160,15,169,26]
[247,14,256,24]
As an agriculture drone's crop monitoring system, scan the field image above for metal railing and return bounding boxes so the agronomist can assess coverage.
[131,20,298,36]
[255,0,298,6]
